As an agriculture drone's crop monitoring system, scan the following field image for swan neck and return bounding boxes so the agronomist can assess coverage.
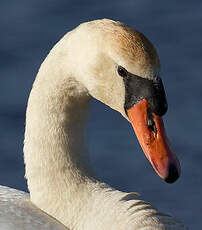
[23,59,94,223]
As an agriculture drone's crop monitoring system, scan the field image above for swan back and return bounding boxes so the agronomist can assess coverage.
[0,186,68,230]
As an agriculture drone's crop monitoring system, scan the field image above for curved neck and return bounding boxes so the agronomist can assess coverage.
[22,33,164,230]
[24,58,95,226]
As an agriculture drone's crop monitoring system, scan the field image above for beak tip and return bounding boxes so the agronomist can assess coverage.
[163,163,181,184]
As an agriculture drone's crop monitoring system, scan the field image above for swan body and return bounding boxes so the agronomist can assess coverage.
[0,186,68,230]
[0,19,187,229]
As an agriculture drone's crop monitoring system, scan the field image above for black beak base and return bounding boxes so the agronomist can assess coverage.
[123,73,168,117]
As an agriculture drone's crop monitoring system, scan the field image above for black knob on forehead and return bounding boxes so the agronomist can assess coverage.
[124,73,168,116]
[147,78,168,116]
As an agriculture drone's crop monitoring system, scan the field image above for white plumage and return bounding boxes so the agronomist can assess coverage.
[0,19,188,229]
[0,186,68,230]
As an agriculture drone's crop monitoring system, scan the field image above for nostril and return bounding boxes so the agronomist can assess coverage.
[147,108,156,133]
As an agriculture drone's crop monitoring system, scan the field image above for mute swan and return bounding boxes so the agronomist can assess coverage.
[0,19,187,230]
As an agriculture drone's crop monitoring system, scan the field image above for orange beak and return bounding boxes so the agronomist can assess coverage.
[127,99,180,183]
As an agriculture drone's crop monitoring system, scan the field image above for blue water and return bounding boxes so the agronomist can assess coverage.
[0,1,201,228]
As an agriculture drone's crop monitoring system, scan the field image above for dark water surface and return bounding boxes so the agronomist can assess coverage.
[0,1,201,229]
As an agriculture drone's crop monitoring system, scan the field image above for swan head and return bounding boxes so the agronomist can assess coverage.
[65,19,180,183]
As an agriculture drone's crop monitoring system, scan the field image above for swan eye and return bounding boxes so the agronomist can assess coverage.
[117,66,128,77]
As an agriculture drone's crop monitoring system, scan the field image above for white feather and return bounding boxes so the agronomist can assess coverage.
[0,19,188,230]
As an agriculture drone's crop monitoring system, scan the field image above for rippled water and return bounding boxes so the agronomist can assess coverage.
[0,1,201,228]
